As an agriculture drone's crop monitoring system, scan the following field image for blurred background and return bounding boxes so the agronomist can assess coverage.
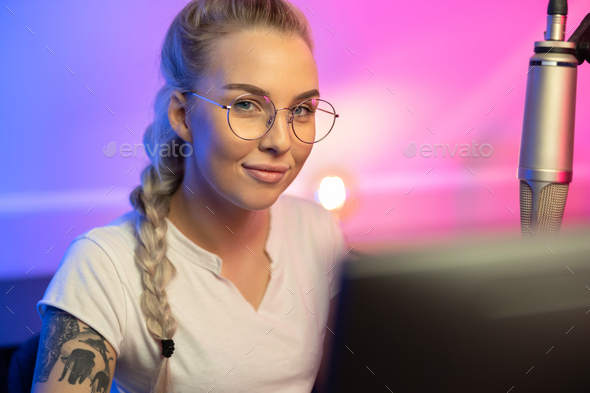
[1,0,590,387]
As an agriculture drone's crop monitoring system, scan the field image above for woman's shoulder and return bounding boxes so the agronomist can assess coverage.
[72,210,139,255]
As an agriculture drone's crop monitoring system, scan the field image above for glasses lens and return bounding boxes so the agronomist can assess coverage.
[292,98,337,144]
[228,94,274,140]
[228,95,337,143]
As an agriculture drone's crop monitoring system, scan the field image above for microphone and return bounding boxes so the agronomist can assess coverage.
[517,0,578,238]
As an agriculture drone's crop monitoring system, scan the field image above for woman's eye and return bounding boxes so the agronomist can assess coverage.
[293,106,312,116]
[236,101,254,111]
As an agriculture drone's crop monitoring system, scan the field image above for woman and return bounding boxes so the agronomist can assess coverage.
[32,0,347,392]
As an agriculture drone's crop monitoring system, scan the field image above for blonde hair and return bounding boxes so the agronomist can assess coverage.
[128,1,314,392]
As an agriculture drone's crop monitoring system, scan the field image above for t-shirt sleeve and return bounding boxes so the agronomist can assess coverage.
[324,210,348,299]
[37,236,126,357]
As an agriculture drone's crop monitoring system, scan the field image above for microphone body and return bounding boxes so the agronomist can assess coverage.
[518,39,578,238]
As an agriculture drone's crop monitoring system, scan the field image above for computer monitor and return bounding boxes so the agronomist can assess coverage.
[326,227,590,392]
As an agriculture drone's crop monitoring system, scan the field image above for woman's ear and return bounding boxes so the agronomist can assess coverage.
[168,91,193,144]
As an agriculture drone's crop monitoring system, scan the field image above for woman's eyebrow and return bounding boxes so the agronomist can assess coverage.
[293,89,320,101]
[221,83,320,100]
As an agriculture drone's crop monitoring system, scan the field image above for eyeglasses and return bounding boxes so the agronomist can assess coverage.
[186,91,339,144]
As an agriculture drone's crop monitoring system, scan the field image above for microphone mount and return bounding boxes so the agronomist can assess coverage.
[567,13,590,66]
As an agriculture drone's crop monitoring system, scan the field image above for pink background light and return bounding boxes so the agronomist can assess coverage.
[1,0,589,284]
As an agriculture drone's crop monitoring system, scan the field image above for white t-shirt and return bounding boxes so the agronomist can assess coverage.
[37,193,348,393]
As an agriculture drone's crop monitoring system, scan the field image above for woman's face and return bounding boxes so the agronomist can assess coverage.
[177,28,319,211]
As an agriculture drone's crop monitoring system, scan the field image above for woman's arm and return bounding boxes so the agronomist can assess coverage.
[314,293,340,393]
[31,305,118,393]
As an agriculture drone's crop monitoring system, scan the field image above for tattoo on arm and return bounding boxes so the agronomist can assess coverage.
[33,308,114,393]
[79,326,115,392]
[35,310,79,382]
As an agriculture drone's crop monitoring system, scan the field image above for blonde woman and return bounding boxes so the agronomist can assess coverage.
[32,0,347,392]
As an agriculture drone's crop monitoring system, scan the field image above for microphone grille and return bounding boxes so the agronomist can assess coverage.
[519,180,569,238]
[519,181,533,238]
[538,183,569,236]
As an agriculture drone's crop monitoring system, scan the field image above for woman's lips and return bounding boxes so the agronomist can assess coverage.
[243,167,286,183]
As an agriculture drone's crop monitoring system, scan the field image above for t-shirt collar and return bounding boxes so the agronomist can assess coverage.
[164,203,276,275]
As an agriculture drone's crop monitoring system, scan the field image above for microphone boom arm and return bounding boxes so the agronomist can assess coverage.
[568,13,590,65]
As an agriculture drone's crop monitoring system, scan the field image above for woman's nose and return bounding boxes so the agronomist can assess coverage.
[264,109,293,140]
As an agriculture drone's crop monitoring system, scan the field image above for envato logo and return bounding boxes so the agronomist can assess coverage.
[103,141,193,158]
[403,141,493,158]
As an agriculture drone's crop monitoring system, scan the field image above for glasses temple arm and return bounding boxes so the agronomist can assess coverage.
[188,92,230,109]
[314,107,339,117]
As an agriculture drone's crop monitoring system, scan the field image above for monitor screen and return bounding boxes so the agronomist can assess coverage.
[327,227,590,393]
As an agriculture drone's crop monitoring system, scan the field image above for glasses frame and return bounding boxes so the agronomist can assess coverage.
[186,91,339,144]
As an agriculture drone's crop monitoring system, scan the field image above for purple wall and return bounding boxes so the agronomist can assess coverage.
[1,0,590,345]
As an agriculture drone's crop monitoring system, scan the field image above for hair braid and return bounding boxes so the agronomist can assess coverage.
[130,162,183,393]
